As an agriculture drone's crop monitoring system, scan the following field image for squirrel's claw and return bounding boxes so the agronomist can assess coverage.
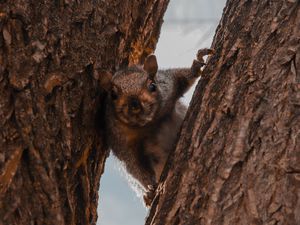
[191,48,215,77]
[143,184,157,207]
[197,48,215,62]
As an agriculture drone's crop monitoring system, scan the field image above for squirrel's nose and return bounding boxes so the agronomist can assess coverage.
[128,97,141,113]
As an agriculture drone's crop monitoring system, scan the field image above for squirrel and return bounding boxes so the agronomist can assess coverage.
[105,48,214,207]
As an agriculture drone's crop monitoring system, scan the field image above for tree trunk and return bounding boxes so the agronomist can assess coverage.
[0,1,169,224]
[146,1,300,225]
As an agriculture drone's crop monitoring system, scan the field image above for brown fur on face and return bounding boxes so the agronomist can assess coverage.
[110,66,161,127]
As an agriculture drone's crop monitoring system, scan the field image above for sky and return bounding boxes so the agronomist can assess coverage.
[97,1,226,225]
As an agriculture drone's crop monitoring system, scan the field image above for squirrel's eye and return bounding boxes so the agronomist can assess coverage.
[111,90,118,100]
[148,83,156,92]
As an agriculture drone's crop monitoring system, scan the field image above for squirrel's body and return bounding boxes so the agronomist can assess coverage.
[106,49,213,206]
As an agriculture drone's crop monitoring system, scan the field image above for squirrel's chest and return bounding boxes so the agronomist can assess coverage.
[111,121,144,150]
[121,126,141,146]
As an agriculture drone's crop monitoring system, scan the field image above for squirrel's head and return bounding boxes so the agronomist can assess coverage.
[109,55,161,127]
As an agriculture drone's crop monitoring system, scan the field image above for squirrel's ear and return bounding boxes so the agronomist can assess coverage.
[97,70,113,92]
[143,55,158,79]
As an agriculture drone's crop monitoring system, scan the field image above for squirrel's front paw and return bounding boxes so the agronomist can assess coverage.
[143,185,156,207]
[197,48,215,62]
[191,48,215,77]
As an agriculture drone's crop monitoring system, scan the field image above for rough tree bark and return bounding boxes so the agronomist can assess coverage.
[147,0,300,225]
[0,1,169,225]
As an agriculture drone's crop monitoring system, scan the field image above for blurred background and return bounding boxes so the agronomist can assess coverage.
[97,0,226,224]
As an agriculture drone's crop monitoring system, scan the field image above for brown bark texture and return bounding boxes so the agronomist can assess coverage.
[146,0,300,225]
[0,0,169,225]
